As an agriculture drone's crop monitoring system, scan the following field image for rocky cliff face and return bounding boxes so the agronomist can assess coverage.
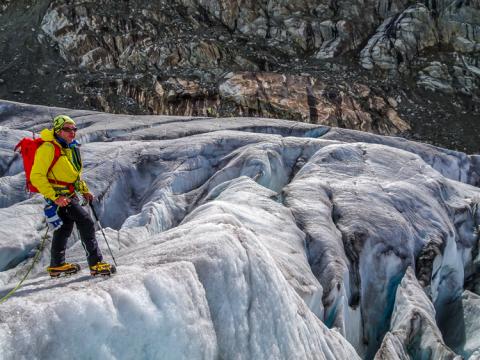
[0,0,479,151]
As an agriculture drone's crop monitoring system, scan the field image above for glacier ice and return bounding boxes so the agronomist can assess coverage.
[0,99,479,359]
[437,290,480,359]
[0,262,219,359]
[375,267,459,359]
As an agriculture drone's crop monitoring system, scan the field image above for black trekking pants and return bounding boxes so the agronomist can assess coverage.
[51,198,103,267]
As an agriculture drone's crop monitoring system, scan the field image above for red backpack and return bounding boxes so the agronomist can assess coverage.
[14,137,62,193]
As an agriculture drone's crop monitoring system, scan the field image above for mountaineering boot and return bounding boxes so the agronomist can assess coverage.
[90,262,116,276]
[47,263,80,277]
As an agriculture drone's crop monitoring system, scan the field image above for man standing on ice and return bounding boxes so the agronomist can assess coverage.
[30,115,114,277]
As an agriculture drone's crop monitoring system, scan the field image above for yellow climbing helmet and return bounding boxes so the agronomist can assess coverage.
[53,115,76,132]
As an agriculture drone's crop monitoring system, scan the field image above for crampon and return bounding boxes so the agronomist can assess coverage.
[47,263,80,277]
[90,262,116,276]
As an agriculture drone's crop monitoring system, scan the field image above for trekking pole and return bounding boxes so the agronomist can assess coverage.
[0,227,49,305]
[89,202,118,267]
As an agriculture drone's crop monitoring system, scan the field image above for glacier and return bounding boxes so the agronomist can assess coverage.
[0,99,479,359]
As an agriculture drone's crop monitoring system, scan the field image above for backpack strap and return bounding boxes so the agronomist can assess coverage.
[46,142,77,194]
[47,142,62,174]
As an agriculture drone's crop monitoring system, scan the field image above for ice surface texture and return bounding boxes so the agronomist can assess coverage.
[0,100,479,359]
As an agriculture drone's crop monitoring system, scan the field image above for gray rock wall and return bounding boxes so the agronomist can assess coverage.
[0,0,478,152]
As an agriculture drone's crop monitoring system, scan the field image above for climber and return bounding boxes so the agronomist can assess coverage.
[30,115,114,277]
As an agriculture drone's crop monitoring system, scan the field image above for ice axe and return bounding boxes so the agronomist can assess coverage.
[89,201,118,267]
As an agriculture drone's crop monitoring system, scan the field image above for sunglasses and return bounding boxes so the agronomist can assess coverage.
[62,127,78,133]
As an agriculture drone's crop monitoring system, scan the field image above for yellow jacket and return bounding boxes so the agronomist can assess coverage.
[30,129,89,201]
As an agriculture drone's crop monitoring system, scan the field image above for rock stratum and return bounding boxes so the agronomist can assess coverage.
[0,100,479,359]
[0,0,479,152]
